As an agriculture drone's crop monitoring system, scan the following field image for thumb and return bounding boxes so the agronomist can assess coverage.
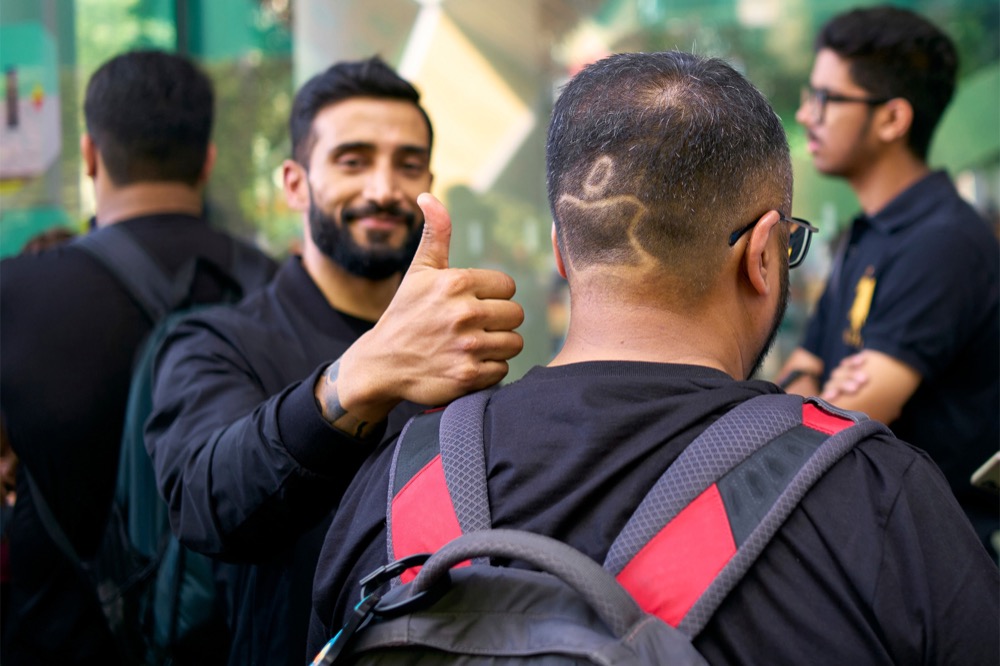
[410,192,452,270]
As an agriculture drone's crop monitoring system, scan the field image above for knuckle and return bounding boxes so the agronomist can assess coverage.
[456,334,481,354]
[442,269,474,296]
[452,361,482,386]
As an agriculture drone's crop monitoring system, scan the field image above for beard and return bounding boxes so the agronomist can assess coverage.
[308,195,423,280]
[747,258,790,380]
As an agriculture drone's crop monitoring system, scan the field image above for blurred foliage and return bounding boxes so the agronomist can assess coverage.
[203,55,296,255]
[72,0,295,254]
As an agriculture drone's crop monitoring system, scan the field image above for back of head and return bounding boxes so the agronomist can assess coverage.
[289,55,434,166]
[84,50,214,187]
[546,51,791,301]
[816,5,958,160]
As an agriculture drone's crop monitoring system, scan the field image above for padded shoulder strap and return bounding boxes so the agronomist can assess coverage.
[74,225,175,323]
[605,393,890,636]
[386,389,495,581]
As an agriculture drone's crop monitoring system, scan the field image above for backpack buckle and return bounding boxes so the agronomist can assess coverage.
[359,552,431,599]
[359,552,452,619]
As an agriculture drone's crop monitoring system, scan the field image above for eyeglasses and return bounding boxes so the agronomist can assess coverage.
[799,86,892,124]
[728,215,819,269]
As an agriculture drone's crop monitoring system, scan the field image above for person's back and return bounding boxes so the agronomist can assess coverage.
[0,50,276,664]
[309,51,999,665]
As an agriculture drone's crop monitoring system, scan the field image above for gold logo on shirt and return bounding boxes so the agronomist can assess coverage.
[843,266,876,348]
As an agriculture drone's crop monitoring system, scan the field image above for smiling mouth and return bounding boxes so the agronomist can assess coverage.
[342,203,416,230]
[354,215,407,232]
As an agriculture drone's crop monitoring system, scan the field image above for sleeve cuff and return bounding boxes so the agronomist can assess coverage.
[275,365,374,475]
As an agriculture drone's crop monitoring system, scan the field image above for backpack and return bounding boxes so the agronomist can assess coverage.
[24,224,274,665]
[313,390,889,664]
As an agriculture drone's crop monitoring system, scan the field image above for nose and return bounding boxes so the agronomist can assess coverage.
[363,160,401,206]
[795,100,812,127]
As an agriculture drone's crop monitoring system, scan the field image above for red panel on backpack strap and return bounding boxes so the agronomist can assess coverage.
[802,403,853,435]
[616,484,736,627]
[391,454,464,583]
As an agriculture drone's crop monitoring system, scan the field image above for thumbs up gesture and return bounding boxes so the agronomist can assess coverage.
[323,193,524,429]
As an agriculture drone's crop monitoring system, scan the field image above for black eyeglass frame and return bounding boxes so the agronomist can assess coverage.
[800,86,892,124]
[728,215,819,269]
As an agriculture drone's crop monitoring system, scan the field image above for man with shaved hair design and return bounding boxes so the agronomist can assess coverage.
[308,51,998,665]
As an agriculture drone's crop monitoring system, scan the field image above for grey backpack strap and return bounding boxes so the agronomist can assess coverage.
[385,388,496,571]
[438,388,496,533]
[603,393,890,638]
[679,407,887,636]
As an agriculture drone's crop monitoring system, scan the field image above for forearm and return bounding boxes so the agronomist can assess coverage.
[776,348,824,396]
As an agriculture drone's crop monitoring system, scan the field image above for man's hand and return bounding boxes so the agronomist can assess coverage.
[819,352,870,402]
[820,349,921,424]
[316,193,524,433]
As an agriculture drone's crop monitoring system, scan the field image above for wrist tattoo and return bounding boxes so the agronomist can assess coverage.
[319,360,346,421]
[318,359,371,439]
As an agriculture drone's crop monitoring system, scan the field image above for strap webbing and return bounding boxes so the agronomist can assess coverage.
[438,388,495,534]
[74,226,174,323]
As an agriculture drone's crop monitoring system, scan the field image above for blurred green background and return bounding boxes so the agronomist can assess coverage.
[2,0,997,381]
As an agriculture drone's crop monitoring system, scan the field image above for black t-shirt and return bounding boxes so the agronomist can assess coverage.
[310,362,1000,665]
[0,215,276,664]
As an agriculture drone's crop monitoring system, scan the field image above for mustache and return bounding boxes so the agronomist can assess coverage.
[341,202,417,227]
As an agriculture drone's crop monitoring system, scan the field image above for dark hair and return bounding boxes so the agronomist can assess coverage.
[84,50,214,186]
[290,56,433,166]
[546,51,791,298]
[816,5,958,160]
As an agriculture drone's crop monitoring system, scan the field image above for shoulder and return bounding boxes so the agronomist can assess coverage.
[898,182,997,258]
[809,428,958,532]
[165,284,282,350]
[1,241,138,327]
[2,241,110,291]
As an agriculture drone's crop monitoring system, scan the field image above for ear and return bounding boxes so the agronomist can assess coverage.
[551,223,567,279]
[80,134,98,178]
[875,98,914,144]
[282,159,310,212]
[199,143,217,183]
[743,210,782,296]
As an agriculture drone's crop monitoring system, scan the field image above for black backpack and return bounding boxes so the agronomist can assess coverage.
[25,224,273,665]
[314,390,888,664]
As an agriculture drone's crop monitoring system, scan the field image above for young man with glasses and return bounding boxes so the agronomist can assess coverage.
[778,5,999,558]
[308,51,998,665]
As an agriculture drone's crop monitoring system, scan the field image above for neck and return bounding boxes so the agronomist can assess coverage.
[300,242,401,322]
[549,275,752,380]
[94,181,204,226]
[848,149,929,216]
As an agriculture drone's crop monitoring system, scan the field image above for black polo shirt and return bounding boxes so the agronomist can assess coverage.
[803,170,999,542]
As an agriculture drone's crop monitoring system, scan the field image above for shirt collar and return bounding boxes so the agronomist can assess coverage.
[274,255,375,335]
[866,170,952,234]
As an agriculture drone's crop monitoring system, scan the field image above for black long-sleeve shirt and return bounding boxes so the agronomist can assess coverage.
[145,257,419,666]
[0,214,276,664]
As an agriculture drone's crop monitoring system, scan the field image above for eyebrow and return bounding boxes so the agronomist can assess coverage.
[329,142,430,158]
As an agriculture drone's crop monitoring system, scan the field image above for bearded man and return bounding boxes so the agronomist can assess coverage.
[145,56,524,666]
